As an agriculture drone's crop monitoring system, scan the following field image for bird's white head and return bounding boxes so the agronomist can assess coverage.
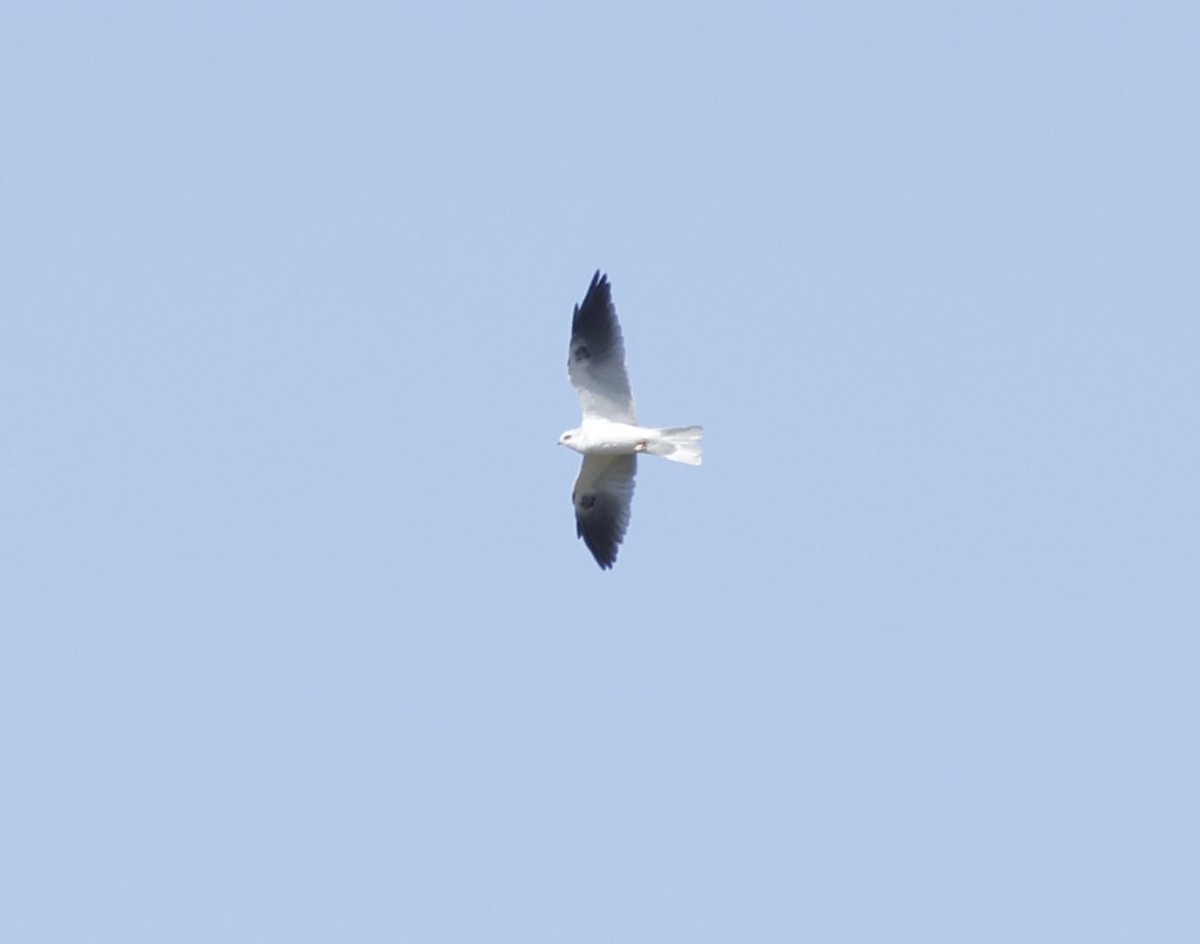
[557,428,585,453]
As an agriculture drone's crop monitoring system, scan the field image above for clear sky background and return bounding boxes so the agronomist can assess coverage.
[3,2,1198,941]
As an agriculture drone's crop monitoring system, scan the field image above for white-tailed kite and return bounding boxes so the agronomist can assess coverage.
[558,271,703,569]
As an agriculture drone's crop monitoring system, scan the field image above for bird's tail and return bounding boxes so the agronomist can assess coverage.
[645,426,704,465]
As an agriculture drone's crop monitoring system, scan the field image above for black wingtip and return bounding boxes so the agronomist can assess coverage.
[573,271,607,319]
[577,524,619,569]
[571,270,619,352]
[590,549,617,570]
[583,269,608,303]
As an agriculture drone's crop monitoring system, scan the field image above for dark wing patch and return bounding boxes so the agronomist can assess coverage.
[572,454,637,570]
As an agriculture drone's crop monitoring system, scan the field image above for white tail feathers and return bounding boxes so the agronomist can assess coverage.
[645,425,704,465]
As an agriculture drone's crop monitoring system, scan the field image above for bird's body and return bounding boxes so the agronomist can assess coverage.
[559,419,704,462]
[559,419,649,455]
[559,271,702,569]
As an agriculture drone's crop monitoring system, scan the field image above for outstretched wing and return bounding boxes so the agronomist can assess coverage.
[567,271,637,423]
[572,453,637,569]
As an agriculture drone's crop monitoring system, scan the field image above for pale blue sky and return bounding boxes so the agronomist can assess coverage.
[3,2,1198,941]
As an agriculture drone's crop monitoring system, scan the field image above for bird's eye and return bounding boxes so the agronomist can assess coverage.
[564,434,572,440]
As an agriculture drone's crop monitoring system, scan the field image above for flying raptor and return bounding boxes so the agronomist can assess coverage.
[558,271,703,569]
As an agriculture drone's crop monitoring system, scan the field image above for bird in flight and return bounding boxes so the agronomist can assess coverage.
[559,271,703,569]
